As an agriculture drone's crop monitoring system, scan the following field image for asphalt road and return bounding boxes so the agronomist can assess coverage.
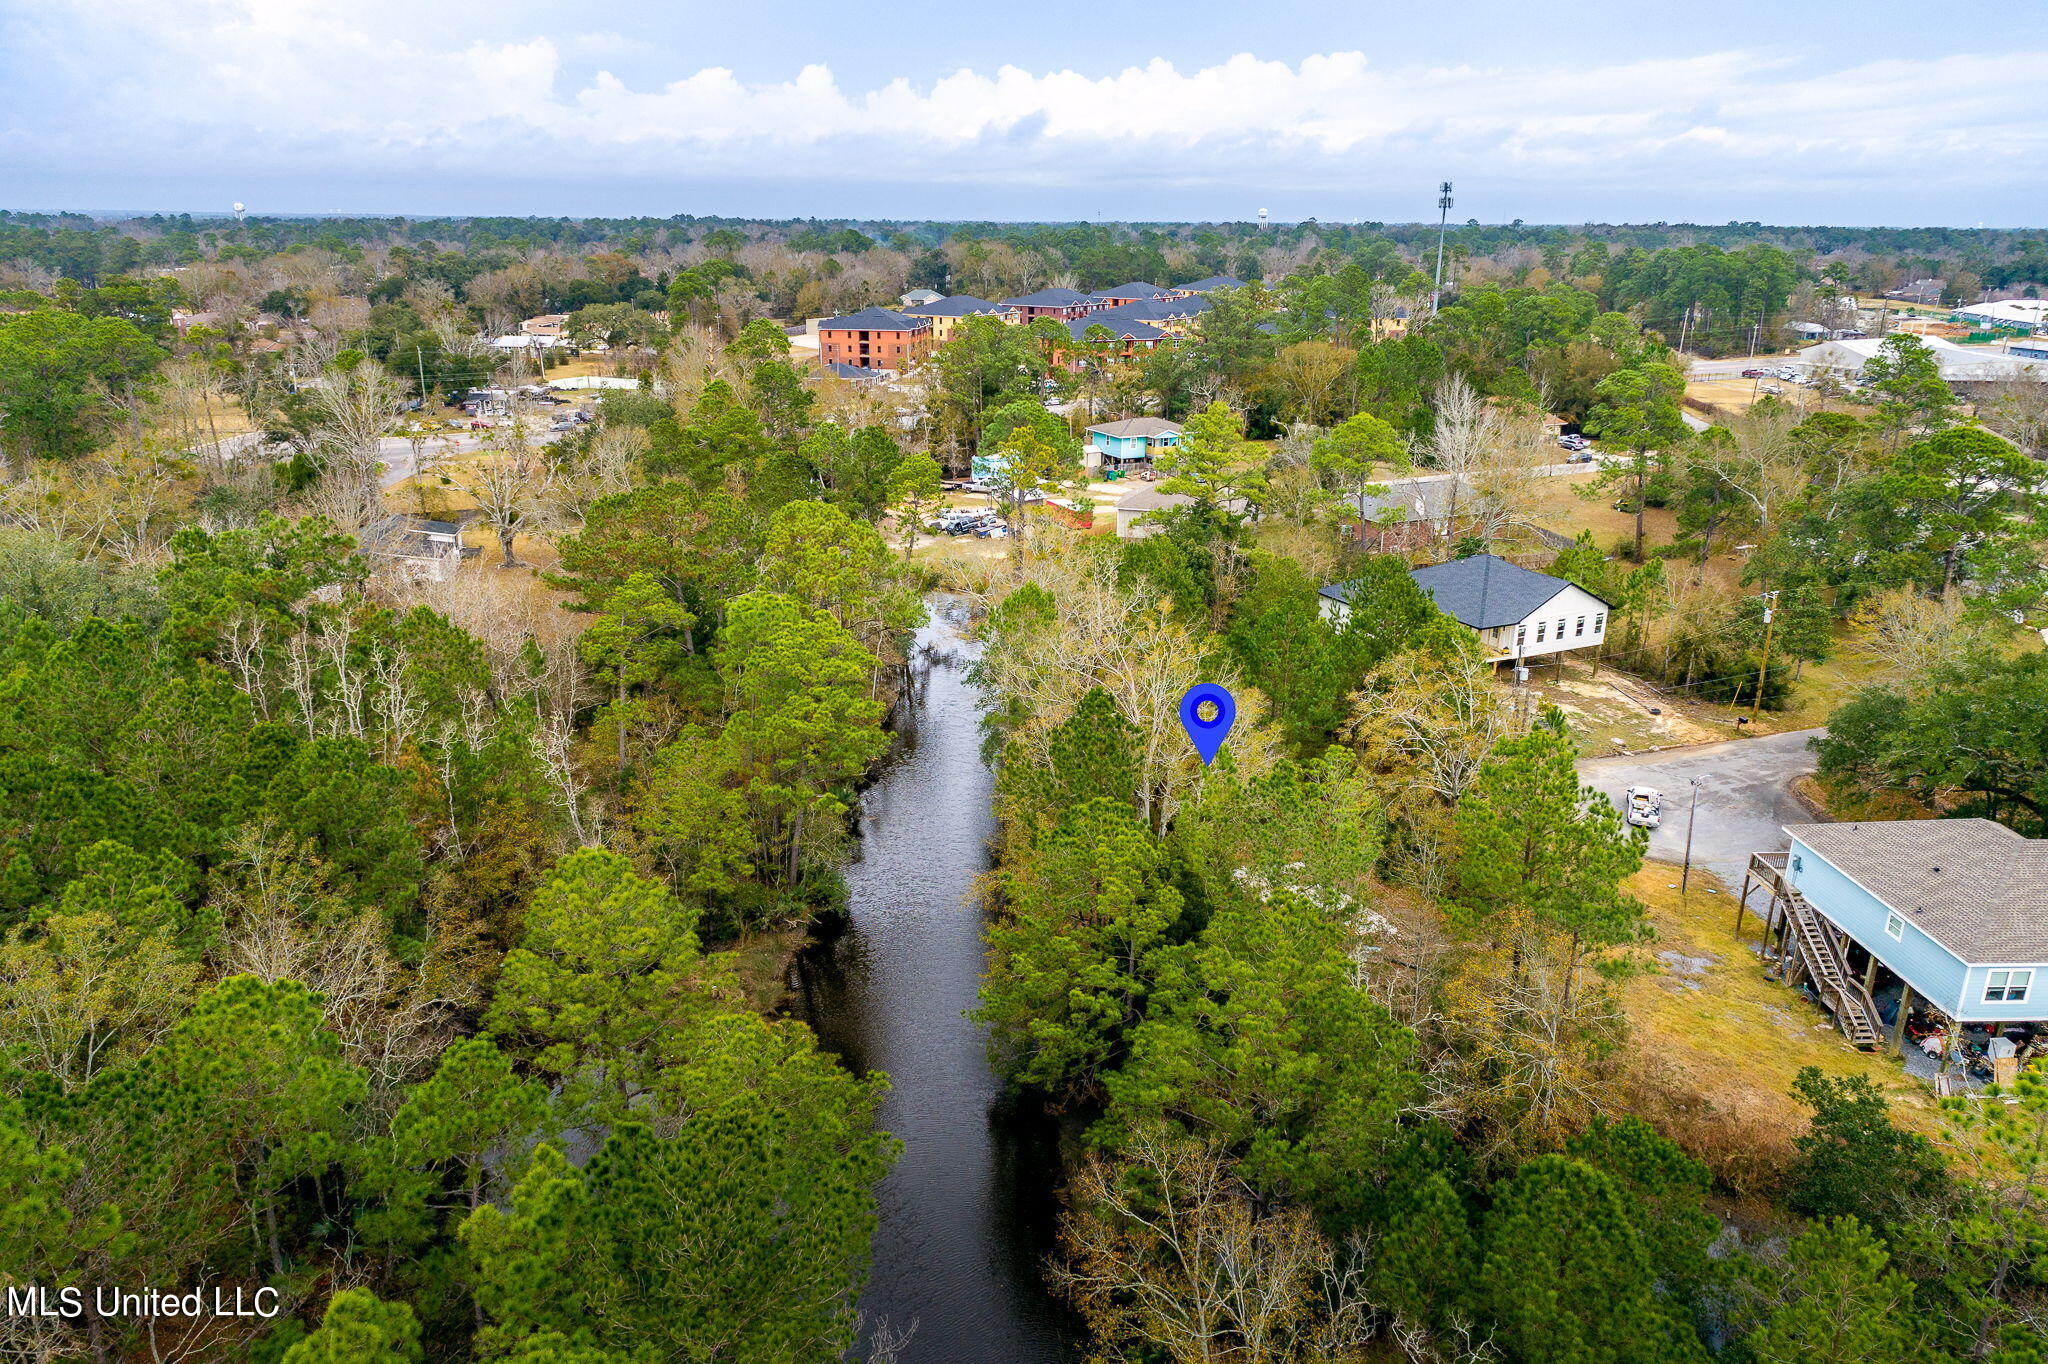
[1684,354,1805,379]
[1578,728,1823,888]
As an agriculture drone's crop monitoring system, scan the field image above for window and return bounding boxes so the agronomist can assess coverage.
[1515,625,1526,650]
[1575,615,1586,637]
[1535,621,1546,643]
[1885,912,1904,941]
[1594,612,1607,633]
[1557,618,1567,639]
[1986,970,2033,1003]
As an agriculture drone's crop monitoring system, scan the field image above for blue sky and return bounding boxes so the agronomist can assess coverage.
[2,0,2044,224]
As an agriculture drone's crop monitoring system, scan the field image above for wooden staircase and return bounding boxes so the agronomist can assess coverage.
[1783,891,1883,1049]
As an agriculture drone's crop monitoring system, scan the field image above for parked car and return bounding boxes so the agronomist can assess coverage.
[1623,786,1664,829]
[1567,451,1597,464]
[1741,368,1769,378]
[1775,367,1800,381]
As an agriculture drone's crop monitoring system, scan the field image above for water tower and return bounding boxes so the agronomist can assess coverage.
[232,202,246,226]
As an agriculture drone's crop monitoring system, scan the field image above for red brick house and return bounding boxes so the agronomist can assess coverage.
[816,307,933,371]
[1055,316,1169,369]
[1003,287,1101,322]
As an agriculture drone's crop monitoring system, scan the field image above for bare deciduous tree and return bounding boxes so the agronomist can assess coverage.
[1846,586,2000,697]
[1345,641,1523,806]
[214,826,474,1117]
[1424,375,1491,547]
[1984,380,2048,456]
[974,544,1278,831]
[303,357,408,534]
[446,437,557,568]
[1054,1127,1377,1364]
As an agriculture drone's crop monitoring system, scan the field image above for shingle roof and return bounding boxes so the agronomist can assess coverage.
[1067,317,1165,341]
[363,514,461,560]
[822,361,886,380]
[1788,820,2048,963]
[1093,297,1209,324]
[1403,553,1600,629]
[1088,417,1184,439]
[1356,475,1470,526]
[1116,488,1197,512]
[1003,287,1093,306]
[818,306,928,331]
[1093,282,1175,299]
[1178,276,1246,292]
[902,294,1005,317]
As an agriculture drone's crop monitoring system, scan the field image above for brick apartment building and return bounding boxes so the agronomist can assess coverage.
[815,307,934,371]
[1002,287,1103,322]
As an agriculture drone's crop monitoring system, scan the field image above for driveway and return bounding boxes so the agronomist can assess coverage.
[1578,729,1823,888]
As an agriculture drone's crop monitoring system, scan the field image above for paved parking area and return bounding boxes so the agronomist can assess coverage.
[1578,729,1823,887]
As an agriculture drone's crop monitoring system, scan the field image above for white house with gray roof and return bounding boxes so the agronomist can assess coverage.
[1320,553,1610,663]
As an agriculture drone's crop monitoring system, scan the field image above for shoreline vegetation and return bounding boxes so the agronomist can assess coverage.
[1,208,2043,1362]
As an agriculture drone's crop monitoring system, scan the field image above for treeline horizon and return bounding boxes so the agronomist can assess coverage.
[5,207,2046,268]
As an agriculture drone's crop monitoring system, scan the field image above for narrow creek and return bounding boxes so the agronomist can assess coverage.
[793,599,1081,1363]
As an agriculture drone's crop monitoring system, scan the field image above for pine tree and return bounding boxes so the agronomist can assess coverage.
[1481,1154,1702,1364]
[978,798,1183,1096]
[578,572,694,776]
[465,1105,889,1364]
[1372,1170,1478,1334]
[1106,889,1421,1215]
[997,686,1142,833]
[486,847,721,1113]
[1741,1217,1924,1364]
[1567,1115,1719,1309]
[1452,716,1648,1000]
[260,736,425,921]
[716,591,889,883]
[282,1289,423,1364]
[55,838,213,957]
[360,1038,547,1251]
[144,976,366,1276]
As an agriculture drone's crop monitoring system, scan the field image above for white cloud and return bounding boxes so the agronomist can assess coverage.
[5,0,2046,212]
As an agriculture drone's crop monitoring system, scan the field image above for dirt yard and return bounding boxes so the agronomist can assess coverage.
[1619,861,1938,1191]
[1524,663,1726,756]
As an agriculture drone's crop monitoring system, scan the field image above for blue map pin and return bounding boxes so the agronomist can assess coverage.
[1178,683,1236,766]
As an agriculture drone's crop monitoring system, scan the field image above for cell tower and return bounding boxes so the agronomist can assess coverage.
[1431,182,1454,311]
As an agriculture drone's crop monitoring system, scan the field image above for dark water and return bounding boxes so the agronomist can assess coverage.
[793,602,1080,1364]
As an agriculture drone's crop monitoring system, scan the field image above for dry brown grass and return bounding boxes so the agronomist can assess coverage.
[1518,470,1682,553]
[729,922,811,1014]
[1617,861,1938,1193]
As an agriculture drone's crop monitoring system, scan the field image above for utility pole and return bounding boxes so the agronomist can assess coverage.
[1513,630,1531,729]
[1431,181,1454,313]
[1749,589,1780,721]
[1680,777,1702,894]
[416,345,428,402]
